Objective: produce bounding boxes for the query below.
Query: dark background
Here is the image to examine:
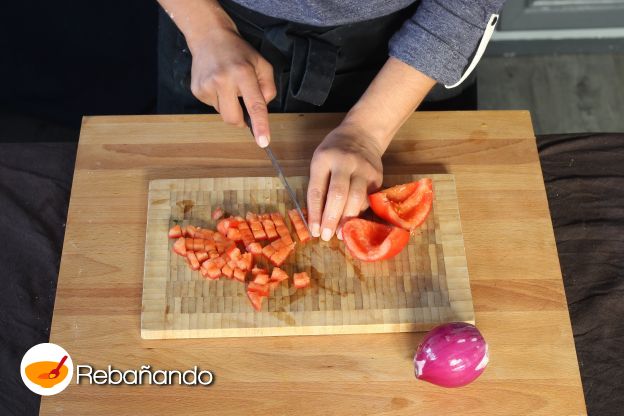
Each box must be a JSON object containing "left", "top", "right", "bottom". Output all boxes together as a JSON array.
[{"left": 0, "top": 1, "right": 158, "bottom": 142}]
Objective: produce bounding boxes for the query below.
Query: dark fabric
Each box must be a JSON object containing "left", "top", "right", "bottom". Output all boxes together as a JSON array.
[
  {"left": 0, "top": 142, "right": 77, "bottom": 416},
  {"left": 537, "top": 133, "right": 624, "bottom": 416},
  {"left": 157, "top": 1, "right": 475, "bottom": 115},
  {"left": 1, "top": 133, "right": 622, "bottom": 415}
]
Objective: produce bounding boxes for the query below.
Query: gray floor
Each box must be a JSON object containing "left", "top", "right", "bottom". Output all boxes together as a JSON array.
[{"left": 477, "top": 54, "right": 624, "bottom": 135}]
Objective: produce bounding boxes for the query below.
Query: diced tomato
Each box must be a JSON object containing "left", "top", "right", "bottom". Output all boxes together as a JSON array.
[
  {"left": 172, "top": 237, "right": 187, "bottom": 256},
  {"left": 270, "top": 245, "right": 293, "bottom": 266},
  {"left": 293, "top": 272, "right": 310, "bottom": 289},
  {"left": 196, "top": 251, "right": 209, "bottom": 263},
  {"left": 342, "top": 218, "right": 410, "bottom": 262},
  {"left": 168, "top": 224, "right": 183, "bottom": 239},
  {"left": 195, "top": 229, "right": 215, "bottom": 239},
  {"left": 217, "top": 217, "right": 240, "bottom": 236},
  {"left": 262, "top": 244, "right": 276, "bottom": 260},
  {"left": 227, "top": 259, "right": 237, "bottom": 270},
  {"left": 233, "top": 268, "right": 246, "bottom": 282},
  {"left": 226, "top": 246, "right": 241, "bottom": 260},
  {"left": 288, "top": 209, "right": 311, "bottom": 243},
  {"left": 212, "top": 207, "right": 225, "bottom": 221},
  {"left": 209, "top": 251, "right": 220, "bottom": 259},
  {"left": 246, "top": 242, "right": 263, "bottom": 255},
  {"left": 270, "top": 267, "right": 289, "bottom": 283},
  {"left": 240, "top": 252, "right": 253, "bottom": 270},
  {"left": 253, "top": 273, "right": 270, "bottom": 285},
  {"left": 246, "top": 291, "right": 264, "bottom": 311},
  {"left": 251, "top": 227, "right": 267, "bottom": 241},
  {"left": 247, "top": 281, "right": 269, "bottom": 296},
  {"left": 237, "top": 221, "right": 255, "bottom": 247},
  {"left": 192, "top": 238, "right": 204, "bottom": 251},
  {"left": 261, "top": 219, "right": 278, "bottom": 240},
  {"left": 226, "top": 228, "right": 242, "bottom": 241},
  {"left": 186, "top": 225, "right": 198, "bottom": 238},
  {"left": 368, "top": 178, "right": 433, "bottom": 230},
  {"left": 186, "top": 251, "right": 200, "bottom": 271},
  {"left": 201, "top": 263, "right": 221, "bottom": 280},
  {"left": 204, "top": 240, "right": 216, "bottom": 252},
  {"left": 270, "top": 212, "right": 285, "bottom": 225},
  {"left": 252, "top": 267, "right": 268, "bottom": 276},
  {"left": 211, "top": 256, "right": 227, "bottom": 269},
  {"left": 221, "top": 264, "right": 234, "bottom": 278},
  {"left": 185, "top": 238, "right": 194, "bottom": 250},
  {"left": 271, "top": 239, "right": 285, "bottom": 250}
]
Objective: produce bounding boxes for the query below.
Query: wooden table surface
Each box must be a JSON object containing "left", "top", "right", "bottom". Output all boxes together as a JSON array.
[{"left": 42, "top": 111, "right": 586, "bottom": 415}]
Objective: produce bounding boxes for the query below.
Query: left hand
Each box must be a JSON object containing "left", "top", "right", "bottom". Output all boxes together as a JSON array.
[{"left": 307, "top": 123, "right": 384, "bottom": 241}]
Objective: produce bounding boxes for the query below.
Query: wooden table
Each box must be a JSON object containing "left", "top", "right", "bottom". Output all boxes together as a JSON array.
[{"left": 42, "top": 111, "right": 586, "bottom": 415}]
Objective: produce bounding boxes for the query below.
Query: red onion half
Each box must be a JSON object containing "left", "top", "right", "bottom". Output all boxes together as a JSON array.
[{"left": 414, "top": 322, "right": 489, "bottom": 388}]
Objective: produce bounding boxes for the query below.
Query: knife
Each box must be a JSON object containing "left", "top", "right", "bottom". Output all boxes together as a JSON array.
[{"left": 240, "top": 102, "right": 311, "bottom": 234}]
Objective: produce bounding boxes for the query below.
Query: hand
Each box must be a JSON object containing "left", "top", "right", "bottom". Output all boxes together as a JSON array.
[
  {"left": 188, "top": 27, "right": 276, "bottom": 147},
  {"left": 307, "top": 123, "right": 384, "bottom": 241}
]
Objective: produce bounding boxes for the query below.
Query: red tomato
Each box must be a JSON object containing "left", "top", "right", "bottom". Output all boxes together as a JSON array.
[
  {"left": 342, "top": 218, "right": 410, "bottom": 262},
  {"left": 168, "top": 225, "right": 183, "bottom": 239},
  {"left": 293, "top": 272, "right": 310, "bottom": 289},
  {"left": 172, "top": 237, "right": 187, "bottom": 256},
  {"left": 212, "top": 207, "right": 225, "bottom": 221},
  {"left": 368, "top": 178, "right": 433, "bottom": 230},
  {"left": 246, "top": 291, "right": 264, "bottom": 311}
]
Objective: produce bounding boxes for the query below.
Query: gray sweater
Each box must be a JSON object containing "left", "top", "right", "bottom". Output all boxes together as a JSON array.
[{"left": 231, "top": 0, "right": 506, "bottom": 86}]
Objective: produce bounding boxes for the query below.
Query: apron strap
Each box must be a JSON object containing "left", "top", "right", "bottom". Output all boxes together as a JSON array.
[{"left": 289, "top": 36, "right": 338, "bottom": 106}]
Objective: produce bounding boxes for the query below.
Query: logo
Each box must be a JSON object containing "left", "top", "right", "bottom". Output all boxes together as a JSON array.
[{"left": 20, "top": 343, "right": 73, "bottom": 396}]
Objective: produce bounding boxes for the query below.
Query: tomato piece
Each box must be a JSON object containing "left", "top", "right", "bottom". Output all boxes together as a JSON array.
[
  {"left": 192, "top": 238, "right": 204, "bottom": 251},
  {"left": 195, "top": 229, "right": 215, "bottom": 240},
  {"left": 246, "top": 242, "right": 263, "bottom": 255},
  {"left": 342, "top": 218, "right": 410, "bottom": 262},
  {"left": 293, "top": 272, "right": 310, "bottom": 289},
  {"left": 217, "top": 217, "right": 239, "bottom": 236},
  {"left": 253, "top": 273, "right": 270, "bottom": 285},
  {"left": 252, "top": 267, "right": 268, "bottom": 276},
  {"left": 246, "top": 291, "right": 264, "bottom": 311},
  {"left": 233, "top": 268, "right": 247, "bottom": 282},
  {"left": 247, "top": 281, "right": 269, "bottom": 296},
  {"left": 226, "top": 227, "right": 242, "bottom": 242},
  {"left": 168, "top": 225, "right": 183, "bottom": 239},
  {"left": 262, "top": 244, "right": 276, "bottom": 260},
  {"left": 186, "top": 251, "right": 200, "bottom": 271},
  {"left": 270, "top": 239, "right": 285, "bottom": 250},
  {"left": 270, "top": 267, "right": 289, "bottom": 283},
  {"left": 201, "top": 262, "right": 221, "bottom": 280},
  {"left": 221, "top": 264, "right": 234, "bottom": 279},
  {"left": 240, "top": 252, "right": 253, "bottom": 270},
  {"left": 226, "top": 246, "right": 241, "bottom": 260},
  {"left": 208, "top": 251, "right": 220, "bottom": 259},
  {"left": 172, "top": 237, "right": 187, "bottom": 256},
  {"left": 288, "top": 209, "right": 311, "bottom": 243},
  {"left": 195, "top": 251, "right": 209, "bottom": 263},
  {"left": 186, "top": 225, "right": 198, "bottom": 238},
  {"left": 212, "top": 207, "right": 225, "bottom": 221},
  {"left": 368, "top": 178, "right": 433, "bottom": 230},
  {"left": 270, "top": 243, "right": 294, "bottom": 267},
  {"left": 261, "top": 219, "right": 278, "bottom": 240},
  {"left": 237, "top": 221, "right": 255, "bottom": 247}
]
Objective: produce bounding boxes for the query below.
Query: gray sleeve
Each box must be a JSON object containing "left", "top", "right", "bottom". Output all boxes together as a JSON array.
[{"left": 389, "top": 0, "right": 506, "bottom": 85}]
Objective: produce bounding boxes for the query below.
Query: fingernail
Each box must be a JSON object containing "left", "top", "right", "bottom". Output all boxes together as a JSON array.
[
  {"left": 258, "top": 135, "right": 269, "bottom": 148},
  {"left": 310, "top": 223, "right": 320, "bottom": 238},
  {"left": 337, "top": 228, "right": 343, "bottom": 240},
  {"left": 321, "top": 228, "right": 332, "bottom": 241}
]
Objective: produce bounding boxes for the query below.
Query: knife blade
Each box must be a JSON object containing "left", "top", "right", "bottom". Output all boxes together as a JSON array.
[{"left": 240, "top": 103, "right": 311, "bottom": 234}]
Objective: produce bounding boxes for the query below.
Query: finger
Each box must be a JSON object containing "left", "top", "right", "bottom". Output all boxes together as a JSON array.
[
  {"left": 239, "top": 75, "right": 271, "bottom": 148},
  {"left": 320, "top": 172, "right": 350, "bottom": 241},
  {"left": 217, "top": 83, "right": 244, "bottom": 127},
  {"left": 336, "top": 176, "right": 367, "bottom": 240},
  {"left": 307, "top": 159, "right": 330, "bottom": 238},
  {"left": 256, "top": 58, "right": 277, "bottom": 103}
]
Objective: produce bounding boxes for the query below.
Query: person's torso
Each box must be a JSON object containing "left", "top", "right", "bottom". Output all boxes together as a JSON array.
[{"left": 230, "top": 0, "right": 418, "bottom": 26}]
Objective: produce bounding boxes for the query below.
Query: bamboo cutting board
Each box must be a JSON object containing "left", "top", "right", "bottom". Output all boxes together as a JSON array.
[{"left": 141, "top": 174, "right": 473, "bottom": 339}]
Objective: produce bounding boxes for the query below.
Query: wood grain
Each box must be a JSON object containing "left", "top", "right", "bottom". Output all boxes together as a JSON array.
[
  {"left": 42, "top": 111, "right": 586, "bottom": 415},
  {"left": 142, "top": 175, "right": 473, "bottom": 338}
]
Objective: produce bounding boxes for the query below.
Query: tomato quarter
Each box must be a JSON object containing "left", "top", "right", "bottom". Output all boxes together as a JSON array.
[
  {"left": 368, "top": 178, "right": 433, "bottom": 230},
  {"left": 342, "top": 218, "right": 410, "bottom": 262}
]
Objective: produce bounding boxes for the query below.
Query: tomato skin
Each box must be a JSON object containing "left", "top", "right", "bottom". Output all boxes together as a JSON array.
[
  {"left": 369, "top": 178, "right": 433, "bottom": 230},
  {"left": 342, "top": 218, "right": 410, "bottom": 262}
]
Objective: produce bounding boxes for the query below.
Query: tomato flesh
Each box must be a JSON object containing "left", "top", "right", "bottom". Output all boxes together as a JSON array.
[
  {"left": 342, "top": 218, "right": 410, "bottom": 262},
  {"left": 368, "top": 178, "right": 433, "bottom": 230}
]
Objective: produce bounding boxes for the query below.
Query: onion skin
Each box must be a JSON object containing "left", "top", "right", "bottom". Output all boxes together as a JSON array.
[{"left": 414, "top": 322, "right": 489, "bottom": 388}]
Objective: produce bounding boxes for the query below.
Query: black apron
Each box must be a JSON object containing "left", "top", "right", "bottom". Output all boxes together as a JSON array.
[{"left": 157, "top": 0, "right": 475, "bottom": 114}]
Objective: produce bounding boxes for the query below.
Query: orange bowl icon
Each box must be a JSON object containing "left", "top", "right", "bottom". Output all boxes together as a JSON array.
[{"left": 25, "top": 361, "right": 69, "bottom": 388}]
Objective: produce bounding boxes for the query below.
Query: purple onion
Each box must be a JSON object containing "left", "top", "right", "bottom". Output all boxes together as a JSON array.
[{"left": 414, "top": 322, "right": 489, "bottom": 388}]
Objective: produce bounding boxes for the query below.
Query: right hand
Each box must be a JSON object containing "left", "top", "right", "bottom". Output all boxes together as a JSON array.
[{"left": 188, "top": 27, "right": 276, "bottom": 148}]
